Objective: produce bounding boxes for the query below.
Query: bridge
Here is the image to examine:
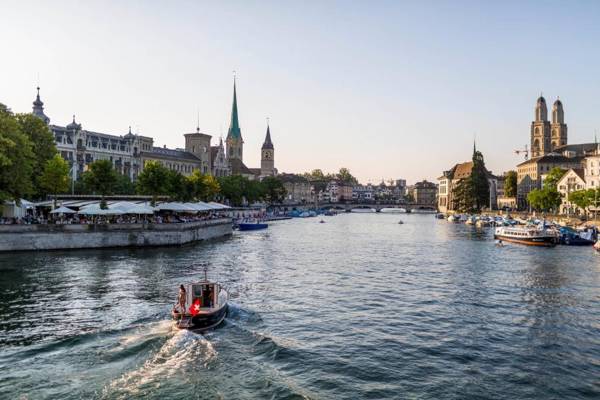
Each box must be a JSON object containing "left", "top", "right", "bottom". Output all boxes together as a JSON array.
[{"left": 271, "top": 202, "right": 437, "bottom": 213}]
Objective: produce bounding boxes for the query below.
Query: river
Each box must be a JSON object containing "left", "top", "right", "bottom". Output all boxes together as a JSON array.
[{"left": 1, "top": 213, "right": 599, "bottom": 399}]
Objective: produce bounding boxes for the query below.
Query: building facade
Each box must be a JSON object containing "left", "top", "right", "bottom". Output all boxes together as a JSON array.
[
  {"left": 437, "top": 149, "right": 498, "bottom": 213},
  {"left": 279, "top": 174, "right": 314, "bottom": 204},
  {"left": 557, "top": 168, "right": 586, "bottom": 215},
  {"left": 413, "top": 180, "right": 437, "bottom": 206}
]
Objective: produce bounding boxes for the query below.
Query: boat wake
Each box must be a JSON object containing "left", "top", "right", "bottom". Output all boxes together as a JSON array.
[{"left": 102, "top": 322, "right": 217, "bottom": 398}]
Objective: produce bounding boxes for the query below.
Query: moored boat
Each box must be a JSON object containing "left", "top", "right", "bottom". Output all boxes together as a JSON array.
[
  {"left": 172, "top": 274, "right": 229, "bottom": 331},
  {"left": 380, "top": 207, "right": 406, "bottom": 213},
  {"left": 351, "top": 207, "right": 376, "bottom": 213},
  {"left": 494, "top": 225, "right": 558, "bottom": 247},
  {"left": 238, "top": 220, "right": 268, "bottom": 230},
  {"left": 559, "top": 226, "right": 595, "bottom": 246}
]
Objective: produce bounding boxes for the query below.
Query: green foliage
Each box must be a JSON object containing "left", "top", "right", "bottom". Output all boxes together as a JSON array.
[
  {"left": 470, "top": 151, "right": 490, "bottom": 210},
  {"left": 543, "top": 167, "right": 566, "bottom": 190},
  {"left": 451, "top": 150, "right": 490, "bottom": 212},
  {"left": 16, "top": 113, "right": 57, "bottom": 196},
  {"left": 302, "top": 169, "right": 335, "bottom": 193},
  {"left": 336, "top": 167, "right": 358, "bottom": 185},
  {"left": 166, "top": 169, "right": 193, "bottom": 202},
  {"left": 217, "top": 175, "right": 247, "bottom": 206},
  {"left": 525, "top": 167, "right": 566, "bottom": 212},
  {"left": 0, "top": 104, "right": 34, "bottom": 202},
  {"left": 136, "top": 161, "right": 170, "bottom": 205},
  {"left": 261, "top": 176, "right": 287, "bottom": 204},
  {"left": 114, "top": 173, "right": 136, "bottom": 195},
  {"left": 83, "top": 160, "right": 118, "bottom": 205},
  {"left": 504, "top": 170, "right": 517, "bottom": 198},
  {"left": 568, "top": 188, "right": 600, "bottom": 214},
  {"left": 527, "top": 187, "right": 562, "bottom": 212},
  {"left": 39, "top": 154, "right": 70, "bottom": 197},
  {"left": 201, "top": 174, "right": 220, "bottom": 201}
]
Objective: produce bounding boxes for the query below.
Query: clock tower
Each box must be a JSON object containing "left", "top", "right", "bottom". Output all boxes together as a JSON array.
[{"left": 260, "top": 123, "right": 275, "bottom": 176}]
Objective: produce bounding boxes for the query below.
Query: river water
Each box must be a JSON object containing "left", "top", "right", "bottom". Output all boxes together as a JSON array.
[{"left": 1, "top": 213, "right": 599, "bottom": 399}]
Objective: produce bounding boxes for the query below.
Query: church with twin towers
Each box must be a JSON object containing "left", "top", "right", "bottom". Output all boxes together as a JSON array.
[
  {"left": 32, "top": 77, "right": 276, "bottom": 181},
  {"left": 530, "top": 95, "right": 568, "bottom": 157}
]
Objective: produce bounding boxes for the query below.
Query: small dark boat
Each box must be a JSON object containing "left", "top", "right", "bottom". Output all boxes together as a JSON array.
[
  {"left": 172, "top": 275, "right": 228, "bottom": 331},
  {"left": 559, "top": 227, "right": 595, "bottom": 246},
  {"left": 238, "top": 222, "right": 268, "bottom": 231}
]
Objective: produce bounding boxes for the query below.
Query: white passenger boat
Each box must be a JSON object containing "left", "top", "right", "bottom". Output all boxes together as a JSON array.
[
  {"left": 494, "top": 225, "right": 558, "bottom": 247},
  {"left": 351, "top": 207, "right": 376, "bottom": 213},
  {"left": 380, "top": 207, "right": 406, "bottom": 213}
]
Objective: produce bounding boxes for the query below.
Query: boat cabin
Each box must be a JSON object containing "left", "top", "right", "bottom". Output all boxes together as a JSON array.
[{"left": 183, "top": 281, "right": 224, "bottom": 314}]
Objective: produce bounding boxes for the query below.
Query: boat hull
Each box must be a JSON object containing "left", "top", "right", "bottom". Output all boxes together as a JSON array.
[
  {"left": 494, "top": 234, "right": 557, "bottom": 247},
  {"left": 238, "top": 223, "right": 268, "bottom": 231},
  {"left": 173, "top": 304, "right": 228, "bottom": 331}
]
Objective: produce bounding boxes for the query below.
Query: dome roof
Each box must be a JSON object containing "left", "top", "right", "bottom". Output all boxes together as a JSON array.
[
  {"left": 66, "top": 115, "right": 81, "bottom": 131},
  {"left": 553, "top": 98, "right": 563, "bottom": 108},
  {"left": 537, "top": 95, "right": 546, "bottom": 104}
]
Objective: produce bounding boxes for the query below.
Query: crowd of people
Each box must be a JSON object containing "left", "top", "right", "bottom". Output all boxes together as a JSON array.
[{"left": 0, "top": 212, "right": 229, "bottom": 225}]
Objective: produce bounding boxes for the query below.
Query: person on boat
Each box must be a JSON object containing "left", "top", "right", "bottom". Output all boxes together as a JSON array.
[{"left": 178, "top": 285, "right": 186, "bottom": 315}]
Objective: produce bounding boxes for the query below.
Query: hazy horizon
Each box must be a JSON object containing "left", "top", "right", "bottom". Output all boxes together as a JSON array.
[{"left": 3, "top": 1, "right": 600, "bottom": 184}]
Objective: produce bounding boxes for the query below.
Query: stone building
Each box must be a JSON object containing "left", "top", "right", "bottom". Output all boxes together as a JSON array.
[
  {"left": 437, "top": 147, "right": 498, "bottom": 213},
  {"left": 413, "top": 180, "right": 437, "bottom": 206},
  {"left": 279, "top": 174, "right": 314, "bottom": 204},
  {"left": 516, "top": 153, "right": 584, "bottom": 208},
  {"left": 210, "top": 138, "right": 229, "bottom": 177},
  {"left": 32, "top": 87, "right": 207, "bottom": 181},
  {"left": 531, "top": 96, "right": 568, "bottom": 157}
]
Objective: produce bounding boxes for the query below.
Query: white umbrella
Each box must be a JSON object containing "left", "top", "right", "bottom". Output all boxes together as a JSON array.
[{"left": 50, "top": 206, "right": 77, "bottom": 214}]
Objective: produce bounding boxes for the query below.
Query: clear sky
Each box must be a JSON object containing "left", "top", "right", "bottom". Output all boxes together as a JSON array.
[{"left": 2, "top": 1, "right": 600, "bottom": 184}]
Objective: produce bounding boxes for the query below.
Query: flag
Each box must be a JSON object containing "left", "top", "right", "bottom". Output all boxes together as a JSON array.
[{"left": 190, "top": 298, "right": 202, "bottom": 316}]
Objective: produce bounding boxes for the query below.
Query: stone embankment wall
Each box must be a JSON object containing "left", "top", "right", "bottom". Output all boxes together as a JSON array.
[{"left": 0, "top": 219, "right": 232, "bottom": 252}]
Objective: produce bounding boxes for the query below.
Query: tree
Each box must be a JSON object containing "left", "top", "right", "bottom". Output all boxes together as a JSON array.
[
  {"left": 114, "top": 173, "right": 136, "bottom": 195},
  {"left": 0, "top": 104, "right": 34, "bottom": 202},
  {"left": 39, "top": 154, "right": 70, "bottom": 205},
  {"left": 16, "top": 113, "right": 57, "bottom": 197},
  {"left": 165, "top": 170, "right": 192, "bottom": 202},
  {"left": 337, "top": 167, "right": 358, "bottom": 185},
  {"left": 504, "top": 170, "right": 517, "bottom": 198},
  {"left": 217, "top": 175, "right": 246, "bottom": 206},
  {"left": 526, "top": 167, "right": 565, "bottom": 213},
  {"left": 451, "top": 149, "right": 490, "bottom": 212},
  {"left": 83, "top": 160, "right": 118, "bottom": 208},
  {"left": 261, "top": 176, "right": 287, "bottom": 204},
  {"left": 527, "top": 187, "right": 562, "bottom": 213},
  {"left": 136, "top": 161, "right": 170, "bottom": 205},
  {"left": 201, "top": 174, "right": 220, "bottom": 201},
  {"left": 470, "top": 150, "right": 490, "bottom": 210}
]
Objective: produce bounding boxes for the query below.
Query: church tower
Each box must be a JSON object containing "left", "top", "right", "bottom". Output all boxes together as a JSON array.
[
  {"left": 551, "top": 98, "right": 567, "bottom": 150},
  {"left": 260, "top": 123, "right": 275, "bottom": 176},
  {"left": 32, "top": 87, "right": 50, "bottom": 124},
  {"left": 226, "top": 78, "right": 244, "bottom": 162},
  {"left": 530, "top": 95, "right": 551, "bottom": 157}
]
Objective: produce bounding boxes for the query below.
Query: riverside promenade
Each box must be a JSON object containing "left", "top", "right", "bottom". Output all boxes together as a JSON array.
[{"left": 0, "top": 218, "right": 232, "bottom": 252}]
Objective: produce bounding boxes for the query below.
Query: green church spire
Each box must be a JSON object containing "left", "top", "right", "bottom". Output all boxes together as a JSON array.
[{"left": 227, "top": 78, "right": 242, "bottom": 140}]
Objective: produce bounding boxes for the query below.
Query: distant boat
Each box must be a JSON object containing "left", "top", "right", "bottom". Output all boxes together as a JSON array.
[
  {"left": 238, "top": 222, "right": 268, "bottom": 231},
  {"left": 435, "top": 213, "right": 445, "bottom": 219},
  {"left": 351, "top": 207, "right": 376, "bottom": 213},
  {"left": 411, "top": 207, "right": 436, "bottom": 214},
  {"left": 380, "top": 207, "right": 406, "bottom": 213},
  {"left": 398, "top": 220, "right": 404, "bottom": 224}
]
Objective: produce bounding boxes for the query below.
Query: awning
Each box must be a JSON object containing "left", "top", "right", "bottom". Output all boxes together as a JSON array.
[{"left": 50, "top": 206, "right": 77, "bottom": 214}]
